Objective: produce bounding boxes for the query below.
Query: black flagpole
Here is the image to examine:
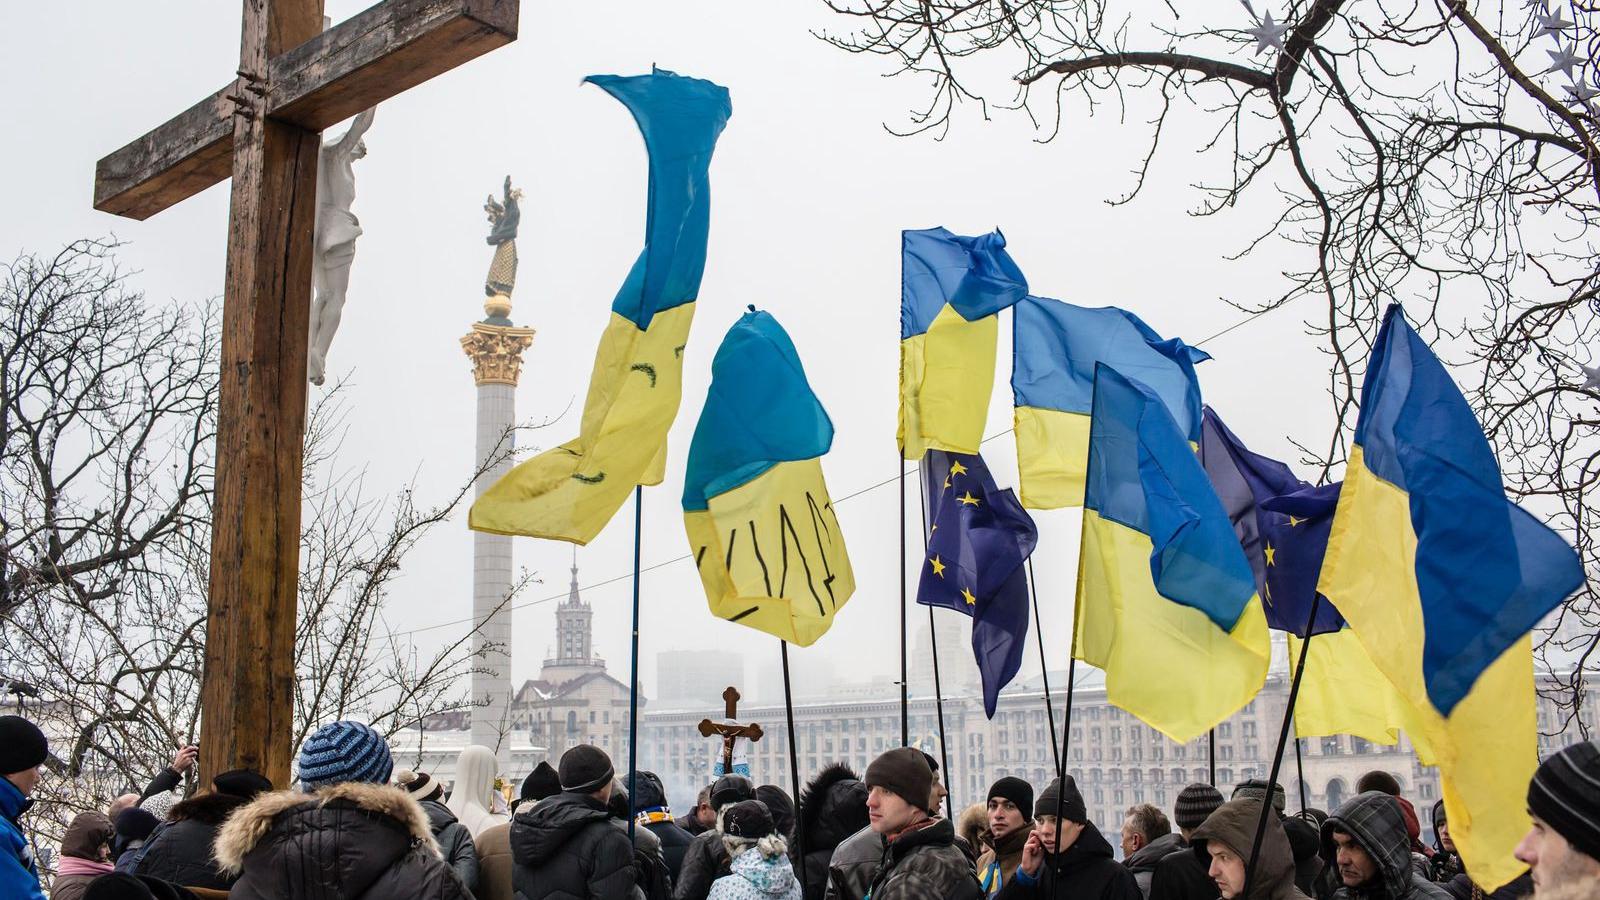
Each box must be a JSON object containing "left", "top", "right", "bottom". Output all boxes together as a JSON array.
[
  {"left": 1240, "top": 595, "right": 1323, "bottom": 900},
  {"left": 917, "top": 460, "right": 953, "bottom": 819},
  {"left": 627, "top": 486, "right": 643, "bottom": 844},
  {"left": 1208, "top": 729, "right": 1217, "bottom": 786},
  {"left": 899, "top": 450, "right": 910, "bottom": 746},
  {"left": 1294, "top": 731, "right": 1307, "bottom": 811},
  {"left": 1053, "top": 513, "right": 1090, "bottom": 900},
  {"left": 781, "top": 640, "right": 808, "bottom": 897},
  {"left": 1027, "top": 558, "right": 1061, "bottom": 780}
]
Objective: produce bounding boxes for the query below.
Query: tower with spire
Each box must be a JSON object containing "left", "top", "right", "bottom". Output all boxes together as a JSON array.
[
  {"left": 461, "top": 177, "right": 534, "bottom": 769},
  {"left": 541, "top": 550, "right": 607, "bottom": 684}
]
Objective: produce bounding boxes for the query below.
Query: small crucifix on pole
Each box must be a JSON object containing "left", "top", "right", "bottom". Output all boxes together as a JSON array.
[
  {"left": 91, "top": 0, "right": 519, "bottom": 788},
  {"left": 698, "top": 687, "right": 763, "bottom": 776}
]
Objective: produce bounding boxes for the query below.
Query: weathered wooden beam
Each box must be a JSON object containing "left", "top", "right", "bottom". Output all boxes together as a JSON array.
[{"left": 94, "top": 0, "right": 518, "bottom": 220}]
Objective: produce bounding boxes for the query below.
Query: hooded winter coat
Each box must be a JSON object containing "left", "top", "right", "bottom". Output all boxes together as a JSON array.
[
  {"left": 1424, "top": 802, "right": 1462, "bottom": 886},
  {"left": 975, "top": 823, "right": 1035, "bottom": 896},
  {"left": 635, "top": 773, "right": 695, "bottom": 883},
  {"left": 132, "top": 791, "right": 250, "bottom": 889},
  {"left": 797, "top": 765, "right": 868, "bottom": 900},
  {"left": 822, "top": 825, "right": 880, "bottom": 900},
  {"left": 708, "top": 847, "right": 804, "bottom": 900},
  {"left": 1126, "top": 832, "right": 1186, "bottom": 898},
  {"left": 863, "top": 817, "right": 983, "bottom": 900},
  {"left": 994, "top": 820, "right": 1141, "bottom": 900},
  {"left": 421, "top": 798, "right": 481, "bottom": 893},
  {"left": 509, "top": 791, "right": 638, "bottom": 900},
  {"left": 1189, "top": 799, "right": 1309, "bottom": 900},
  {"left": 214, "top": 781, "right": 473, "bottom": 900},
  {"left": 676, "top": 827, "right": 733, "bottom": 900},
  {"left": 48, "top": 811, "right": 114, "bottom": 900},
  {"left": 0, "top": 778, "right": 44, "bottom": 900},
  {"left": 1319, "top": 793, "right": 1453, "bottom": 900}
]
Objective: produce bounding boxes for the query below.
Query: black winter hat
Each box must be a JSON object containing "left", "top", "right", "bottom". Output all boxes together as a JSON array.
[
  {"left": 1282, "top": 815, "right": 1321, "bottom": 864},
  {"left": 559, "top": 745, "right": 615, "bottom": 794},
  {"left": 0, "top": 715, "right": 48, "bottom": 775},
  {"left": 756, "top": 784, "right": 796, "bottom": 838},
  {"left": 633, "top": 771, "right": 669, "bottom": 812},
  {"left": 712, "top": 774, "right": 756, "bottom": 811},
  {"left": 988, "top": 777, "right": 1034, "bottom": 820},
  {"left": 523, "top": 761, "right": 561, "bottom": 801},
  {"left": 1175, "top": 783, "right": 1225, "bottom": 831},
  {"left": 1034, "top": 776, "right": 1087, "bottom": 824},
  {"left": 1232, "top": 779, "right": 1287, "bottom": 814},
  {"left": 212, "top": 768, "right": 273, "bottom": 800},
  {"left": 865, "top": 748, "right": 935, "bottom": 812},
  {"left": 113, "top": 808, "right": 159, "bottom": 843},
  {"left": 1528, "top": 739, "right": 1600, "bottom": 862},
  {"left": 722, "top": 799, "right": 776, "bottom": 840},
  {"left": 1356, "top": 770, "right": 1402, "bottom": 796}
]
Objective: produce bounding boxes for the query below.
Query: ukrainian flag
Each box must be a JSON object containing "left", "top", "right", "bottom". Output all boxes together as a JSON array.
[
  {"left": 1317, "top": 304, "right": 1582, "bottom": 890},
  {"left": 899, "top": 228, "right": 1028, "bottom": 459},
  {"left": 469, "top": 70, "right": 731, "bottom": 544},
  {"left": 682, "top": 309, "right": 854, "bottom": 647},
  {"left": 1012, "top": 296, "right": 1208, "bottom": 508},
  {"left": 1075, "top": 364, "right": 1269, "bottom": 742}
]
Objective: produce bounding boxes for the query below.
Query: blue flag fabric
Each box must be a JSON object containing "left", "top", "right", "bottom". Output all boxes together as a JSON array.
[
  {"left": 1198, "top": 407, "right": 1343, "bottom": 636},
  {"left": 916, "top": 449, "right": 1038, "bottom": 717}
]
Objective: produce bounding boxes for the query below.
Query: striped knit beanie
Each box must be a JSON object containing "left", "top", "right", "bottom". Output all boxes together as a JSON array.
[
  {"left": 1528, "top": 740, "right": 1600, "bottom": 862},
  {"left": 1175, "top": 783, "right": 1226, "bottom": 831},
  {"left": 395, "top": 769, "right": 444, "bottom": 802},
  {"left": 298, "top": 720, "right": 393, "bottom": 790}
]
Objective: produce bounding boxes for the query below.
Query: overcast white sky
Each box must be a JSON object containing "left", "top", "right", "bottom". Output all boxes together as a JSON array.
[{"left": 2, "top": 2, "right": 1334, "bottom": 704}]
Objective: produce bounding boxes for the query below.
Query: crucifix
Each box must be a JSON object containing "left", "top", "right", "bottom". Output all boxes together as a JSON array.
[
  {"left": 92, "top": 0, "right": 518, "bottom": 787},
  {"left": 697, "top": 687, "right": 764, "bottom": 776}
]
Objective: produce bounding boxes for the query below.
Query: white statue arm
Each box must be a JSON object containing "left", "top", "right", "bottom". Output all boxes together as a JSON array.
[{"left": 331, "top": 107, "right": 375, "bottom": 156}]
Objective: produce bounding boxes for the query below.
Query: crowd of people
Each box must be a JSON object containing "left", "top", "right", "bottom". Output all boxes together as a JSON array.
[{"left": 3, "top": 713, "right": 1598, "bottom": 900}]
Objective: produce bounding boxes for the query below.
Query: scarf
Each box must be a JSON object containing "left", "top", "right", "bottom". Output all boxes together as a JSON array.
[
  {"left": 636, "top": 806, "right": 675, "bottom": 826},
  {"left": 57, "top": 856, "right": 114, "bottom": 878}
]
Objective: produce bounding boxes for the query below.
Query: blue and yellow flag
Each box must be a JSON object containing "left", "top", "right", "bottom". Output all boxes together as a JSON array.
[
  {"left": 916, "top": 450, "right": 1038, "bottom": 718},
  {"left": 683, "top": 309, "right": 854, "bottom": 647},
  {"left": 1012, "top": 296, "right": 1208, "bottom": 508},
  {"left": 1317, "top": 304, "right": 1583, "bottom": 889},
  {"left": 470, "top": 70, "right": 731, "bottom": 544},
  {"left": 899, "top": 228, "right": 1028, "bottom": 460},
  {"left": 1075, "top": 364, "right": 1269, "bottom": 742}
]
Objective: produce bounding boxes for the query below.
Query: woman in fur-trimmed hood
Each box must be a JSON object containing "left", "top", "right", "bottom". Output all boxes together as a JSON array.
[{"left": 214, "top": 780, "right": 472, "bottom": 900}]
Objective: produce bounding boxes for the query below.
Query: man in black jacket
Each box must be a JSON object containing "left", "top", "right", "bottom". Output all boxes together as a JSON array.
[
  {"left": 635, "top": 771, "right": 695, "bottom": 883},
  {"left": 675, "top": 773, "right": 758, "bottom": 900},
  {"left": 861, "top": 748, "right": 983, "bottom": 900},
  {"left": 1151, "top": 783, "right": 1225, "bottom": 900},
  {"left": 133, "top": 768, "right": 272, "bottom": 890},
  {"left": 511, "top": 744, "right": 639, "bottom": 900},
  {"left": 999, "top": 776, "right": 1141, "bottom": 900}
]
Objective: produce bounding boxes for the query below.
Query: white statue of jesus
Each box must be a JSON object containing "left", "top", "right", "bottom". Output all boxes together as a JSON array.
[{"left": 308, "top": 107, "right": 375, "bottom": 386}]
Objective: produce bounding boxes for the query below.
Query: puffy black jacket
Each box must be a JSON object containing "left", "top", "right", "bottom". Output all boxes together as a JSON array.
[
  {"left": 510, "top": 791, "right": 638, "bottom": 900},
  {"left": 214, "top": 782, "right": 472, "bottom": 900},
  {"left": 995, "top": 820, "right": 1141, "bottom": 900},
  {"left": 675, "top": 828, "right": 732, "bottom": 900},
  {"left": 133, "top": 791, "right": 249, "bottom": 889},
  {"left": 646, "top": 819, "right": 696, "bottom": 884},
  {"left": 422, "top": 798, "right": 481, "bottom": 894},
  {"left": 798, "top": 765, "right": 868, "bottom": 900},
  {"left": 864, "top": 817, "right": 983, "bottom": 900},
  {"left": 1149, "top": 844, "right": 1219, "bottom": 900},
  {"left": 822, "top": 825, "right": 880, "bottom": 900}
]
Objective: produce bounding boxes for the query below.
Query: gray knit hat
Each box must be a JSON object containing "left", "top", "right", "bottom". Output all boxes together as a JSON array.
[
  {"left": 1233, "top": 779, "right": 1286, "bottom": 814},
  {"left": 1175, "top": 783, "right": 1225, "bottom": 831}
]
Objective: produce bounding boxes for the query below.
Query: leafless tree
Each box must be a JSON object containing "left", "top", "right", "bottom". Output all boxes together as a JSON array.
[
  {"left": 821, "top": 0, "right": 1599, "bottom": 729},
  {"left": 0, "top": 241, "right": 524, "bottom": 844}
]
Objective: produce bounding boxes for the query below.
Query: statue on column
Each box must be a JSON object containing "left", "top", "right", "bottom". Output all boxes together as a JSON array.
[
  {"left": 308, "top": 107, "right": 376, "bottom": 386},
  {"left": 483, "top": 176, "right": 521, "bottom": 320}
]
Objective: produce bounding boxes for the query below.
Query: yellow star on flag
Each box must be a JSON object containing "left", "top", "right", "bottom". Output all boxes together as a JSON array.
[
  {"left": 1287, "top": 515, "right": 1305, "bottom": 527},
  {"left": 1264, "top": 543, "right": 1277, "bottom": 566},
  {"left": 961, "top": 586, "right": 977, "bottom": 606},
  {"left": 958, "top": 491, "right": 980, "bottom": 507},
  {"left": 943, "top": 479, "right": 952, "bottom": 489},
  {"left": 929, "top": 555, "right": 947, "bottom": 577},
  {"left": 949, "top": 460, "right": 968, "bottom": 477}
]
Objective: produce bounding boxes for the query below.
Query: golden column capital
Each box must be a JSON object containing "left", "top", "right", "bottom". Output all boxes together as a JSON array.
[{"left": 461, "top": 322, "right": 536, "bottom": 387}]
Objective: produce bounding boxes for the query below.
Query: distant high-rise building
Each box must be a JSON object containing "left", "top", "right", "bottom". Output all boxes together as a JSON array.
[{"left": 656, "top": 650, "right": 745, "bottom": 710}]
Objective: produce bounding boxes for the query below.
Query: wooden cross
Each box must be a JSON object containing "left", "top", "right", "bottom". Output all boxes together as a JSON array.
[
  {"left": 697, "top": 687, "right": 763, "bottom": 775},
  {"left": 92, "top": 0, "right": 518, "bottom": 787}
]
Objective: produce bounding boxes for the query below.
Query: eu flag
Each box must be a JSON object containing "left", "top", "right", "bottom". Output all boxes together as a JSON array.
[
  {"left": 1198, "top": 407, "right": 1343, "bottom": 637},
  {"left": 916, "top": 449, "right": 1038, "bottom": 717}
]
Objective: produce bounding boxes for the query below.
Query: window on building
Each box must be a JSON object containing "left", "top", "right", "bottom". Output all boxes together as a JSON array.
[
  {"left": 589, "top": 711, "right": 597, "bottom": 724},
  {"left": 1218, "top": 723, "right": 1233, "bottom": 738},
  {"left": 1321, "top": 736, "right": 1341, "bottom": 755},
  {"left": 1221, "top": 745, "right": 1234, "bottom": 760}
]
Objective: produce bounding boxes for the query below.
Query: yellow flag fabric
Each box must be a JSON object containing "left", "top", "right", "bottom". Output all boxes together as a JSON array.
[
  {"left": 686, "top": 458, "right": 855, "bottom": 647},
  {"left": 1289, "top": 629, "right": 1407, "bottom": 746},
  {"left": 900, "top": 306, "right": 998, "bottom": 459},
  {"left": 470, "top": 305, "right": 693, "bottom": 543},
  {"left": 1011, "top": 406, "right": 1090, "bottom": 508},
  {"left": 1076, "top": 507, "right": 1270, "bottom": 743}
]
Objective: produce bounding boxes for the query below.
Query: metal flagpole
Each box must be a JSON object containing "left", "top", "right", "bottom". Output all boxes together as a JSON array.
[
  {"left": 1294, "top": 733, "right": 1308, "bottom": 811},
  {"left": 917, "top": 460, "right": 953, "bottom": 818},
  {"left": 1209, "top": 730, "right": 1218, "bottom": 786},
  {"left": 1027, "top": 558, "right": 1061, "bottom": 779},
  {"left": 627, "top": 486, "right": 643, "bottom": 843},
  {"left": 1240, "top": 595, "right": 1323, "bottom": 900},
  {"left": 899, "top": 450, "right": 909, "bottom": 746},
  {"left": 781, "top": 640, "right": 808, "bottom": 897},
  {"left": 1052, "top": 511, "right": 1090, "bottom": 900}
]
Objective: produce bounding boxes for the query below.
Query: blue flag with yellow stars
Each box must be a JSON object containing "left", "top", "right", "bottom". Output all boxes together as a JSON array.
[
  {"left": 1198, "top": 407, "right": 1343, "bottom": 637},
  {"left": 916, "top": 449, "right": 1038, "bottom": 717}
]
